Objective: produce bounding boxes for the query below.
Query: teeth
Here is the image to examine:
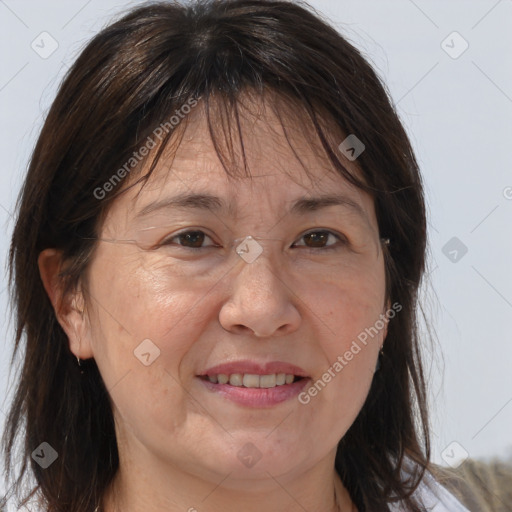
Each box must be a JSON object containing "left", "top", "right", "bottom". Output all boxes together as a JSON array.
[
  {"left": 229, "top": 374, "right": 243, "bottom": 387},
  {"left": 259, "top": 374, "right": 276, "bottom": 388},
  {"left": 276, "top": 373, "right": 286, "bottom": 385},
  {"left": 243, "top": 374, "right": 261, "bottom": 387},
  {"left": 206, "top": 373, "right": 299, "bottom": 388},
  {"left": 217, "top": 374, "right": 229, "bottom": 384}
]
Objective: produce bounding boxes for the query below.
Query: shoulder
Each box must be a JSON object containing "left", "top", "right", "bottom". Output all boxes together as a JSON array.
[
  {"left": 388, "top": 461, "right": 471, "bottom": 512},
  {"left": 428, "top": 458, "right": 512, "bottom": 512},
  {"left": 390, "top": 456, "right": 512, "bottom": 511},
  {"left": 410, "top": 470, "right": 470, "bottom": 511}
]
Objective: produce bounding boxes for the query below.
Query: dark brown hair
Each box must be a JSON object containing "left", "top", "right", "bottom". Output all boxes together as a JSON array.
[{"left": 2, "top": 1, "right": 430, "bottom": 510}]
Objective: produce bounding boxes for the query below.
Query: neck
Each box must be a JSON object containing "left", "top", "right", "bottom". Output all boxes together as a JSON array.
[{"left": 100, "top": 460, "right": 355, "bottom": 512}]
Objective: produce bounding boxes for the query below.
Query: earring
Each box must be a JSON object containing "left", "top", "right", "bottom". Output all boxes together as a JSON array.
[
  {"left": 76, "top": 355, "right": 84, "bottom": 375},
  {"left": 380, "top": 237, "right": 390, "bottom": 246}
]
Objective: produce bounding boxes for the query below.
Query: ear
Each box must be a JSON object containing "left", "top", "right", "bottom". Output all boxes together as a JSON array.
[{"left": 38, "top": 248, "right": 94, "bottom": 360}]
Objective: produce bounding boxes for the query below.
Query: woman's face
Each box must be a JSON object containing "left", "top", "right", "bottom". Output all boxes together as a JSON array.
[{"left": 77, "top": 100, "right": 389, "bottom": 488}]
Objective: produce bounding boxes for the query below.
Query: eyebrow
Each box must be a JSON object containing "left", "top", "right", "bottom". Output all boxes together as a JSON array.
[{"left": 135, "top": 192, "right": 369, "bottom": 222}]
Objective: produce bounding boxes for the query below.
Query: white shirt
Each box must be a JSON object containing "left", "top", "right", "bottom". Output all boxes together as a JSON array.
[{"left": 389, "top": 469, "right": 470, "bottom": 511}]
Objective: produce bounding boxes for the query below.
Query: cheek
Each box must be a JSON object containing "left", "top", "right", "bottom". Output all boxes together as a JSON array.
[
  {"left": 88, "top": 252, "right": 212, "bottom": 342},
  {"left": 297, "top": 259, "right": 385, "bottom": 404},
  {"left": 305, "top": 257, "right": 386, "bottom": 341},
  {"left": 85, "top": 257, "right": 211, "bottom": 437},
  {"left": 297, "top": 277, "right": 384, "bottom": 440}
]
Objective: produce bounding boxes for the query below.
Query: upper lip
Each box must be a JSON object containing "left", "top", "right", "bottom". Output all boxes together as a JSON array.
[{"left": 199, "top": 360, "right": 310, "bottom": 378}]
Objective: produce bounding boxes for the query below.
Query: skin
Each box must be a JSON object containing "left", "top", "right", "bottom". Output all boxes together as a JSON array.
[{"left": 39, "top": 95, "right": 390, "bottom": 512}]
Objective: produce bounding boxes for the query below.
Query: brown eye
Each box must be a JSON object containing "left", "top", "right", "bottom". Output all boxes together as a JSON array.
[
  {"left": 294, "top": 230, "right": 346, "bottom": 250},
  {"left": 179, "top": 231, "right": 205, "bottom": 248},
  {"left": 304, "top": 231, "right": 329, "bottom": 247},
  {"left": 161, "top": 230, "right": 216, "bottom": 249}
]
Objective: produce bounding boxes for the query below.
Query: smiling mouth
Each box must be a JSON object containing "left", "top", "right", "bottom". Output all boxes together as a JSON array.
[{"left": 198, "top": 373, "right": 306, "bottom": 389}]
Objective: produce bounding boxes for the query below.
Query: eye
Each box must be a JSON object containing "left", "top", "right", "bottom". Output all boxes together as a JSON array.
[
  {"left": 293, "top": 230, "right": 347, "bottom": 250},
  {"left": 158, "top": 229, "right": 347, "bottom": 251},
  {"left": 161, "top": 230, "right": 217, "bottom": 249}
]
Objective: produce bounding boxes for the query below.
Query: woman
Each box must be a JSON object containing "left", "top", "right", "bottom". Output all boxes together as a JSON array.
[{"left": 1, "top": 1, "right": 471, "bottom": 511}]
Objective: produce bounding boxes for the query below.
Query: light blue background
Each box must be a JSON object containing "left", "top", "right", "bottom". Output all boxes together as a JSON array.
[{"left": 1, "top": 0, "right": 511, "bottom": 501}]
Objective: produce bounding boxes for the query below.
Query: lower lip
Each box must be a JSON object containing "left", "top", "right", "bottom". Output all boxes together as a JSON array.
[{"left": 197, "top": 377, "right": 310, "bottom": 407}]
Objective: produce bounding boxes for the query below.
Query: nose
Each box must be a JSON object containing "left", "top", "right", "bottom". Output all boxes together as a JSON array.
[{"left": 218, "top": 245, "right": 302, "bottom": 338}]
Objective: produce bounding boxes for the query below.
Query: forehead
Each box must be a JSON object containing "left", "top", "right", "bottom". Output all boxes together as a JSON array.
[
  {"left": 162, "top": 94, "right": 354, "bottom": 184},
  {"left": 108, "top": 93, "right": 375, "bottom": 227}
]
